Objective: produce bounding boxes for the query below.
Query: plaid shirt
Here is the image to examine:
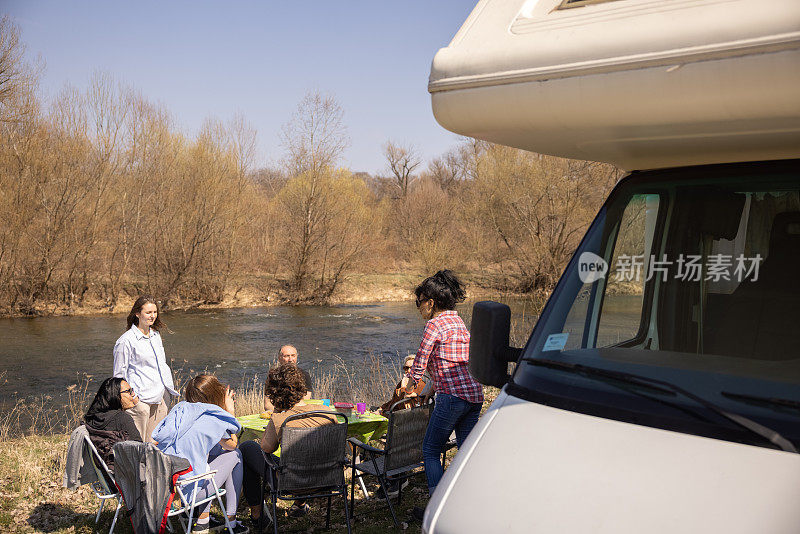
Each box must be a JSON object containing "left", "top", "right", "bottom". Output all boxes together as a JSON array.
[{"left": 406, "top": 310, "right": 484, "bottom": 404}]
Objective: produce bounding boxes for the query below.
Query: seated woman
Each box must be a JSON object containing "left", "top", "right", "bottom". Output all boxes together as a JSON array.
[
  {"left": 240, "top": 363, "right": 337, "bottom": 524},
  {"left": 152, "top": 374, "right": 246, "bottom": 534},
  {"left": 84, "top": 377, "right": 142, "bottom": 472},
  {"left": 378, "top": 354, "right": 433, "bottom": 415}
]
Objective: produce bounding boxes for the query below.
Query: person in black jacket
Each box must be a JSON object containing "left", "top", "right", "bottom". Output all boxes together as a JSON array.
[{"left": 84, "top": 377, "right": 142, "bottom": 472}]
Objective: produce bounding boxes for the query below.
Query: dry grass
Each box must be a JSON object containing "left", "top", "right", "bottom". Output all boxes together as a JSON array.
[{"left": 1, "top": 373, "right": 94, "bottom": 441}]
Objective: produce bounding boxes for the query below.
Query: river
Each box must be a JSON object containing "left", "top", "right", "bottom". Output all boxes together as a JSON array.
[{"left": 0, "top": 299, "right": 540, "bottom": 421}]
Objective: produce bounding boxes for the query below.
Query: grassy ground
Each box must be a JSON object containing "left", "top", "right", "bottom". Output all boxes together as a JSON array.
[
  {"left": 0, "top": 360, "right": 501, "bottom": 534},
  {"left": 0, "top": 431, "right": 442, "bottom": 533}
]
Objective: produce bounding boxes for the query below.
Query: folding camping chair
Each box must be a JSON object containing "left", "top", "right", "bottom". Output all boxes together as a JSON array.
[
  {"left": 83, "top": 435, "right": 124, "bottom": 534},
  {"left": 349, "top": 397, "right": 432, "bottom": 529},
  {"left": 167, "top": 469, "right": 234, "bottom": 534},
  {"left": 259, "top": 410, "right": 352, "bottom": 534},
  {"left": 112, "top": 441, "right": 232, "bottom": 534}
]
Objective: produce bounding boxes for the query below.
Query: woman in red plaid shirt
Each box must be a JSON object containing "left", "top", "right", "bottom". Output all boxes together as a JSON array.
[{"left": 402, "top": 270, "right": 483, "bottom": 502}]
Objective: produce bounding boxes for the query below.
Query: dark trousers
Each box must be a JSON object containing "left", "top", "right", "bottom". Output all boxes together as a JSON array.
[{"left": 239, "top": 440, "right": 277, "bottom": 507}]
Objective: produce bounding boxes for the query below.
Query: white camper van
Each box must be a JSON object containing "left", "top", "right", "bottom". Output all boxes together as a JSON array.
[{"left": 424, "top": 0, "right": 800, "bottom": 532}]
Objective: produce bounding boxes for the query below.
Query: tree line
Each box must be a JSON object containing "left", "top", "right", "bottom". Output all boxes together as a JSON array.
[{"left": 0, "top": 17, "right": 622, "bottom": 316}]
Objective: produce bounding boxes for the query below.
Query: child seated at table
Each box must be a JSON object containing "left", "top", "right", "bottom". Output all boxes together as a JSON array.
[{"left": 239, "top": 363, "right": 337, "bottom": 525}]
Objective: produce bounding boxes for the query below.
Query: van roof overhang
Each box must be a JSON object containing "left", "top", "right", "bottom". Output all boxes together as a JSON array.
[{"left": 429, "top": 0, "right": 800, "bottom": 170}]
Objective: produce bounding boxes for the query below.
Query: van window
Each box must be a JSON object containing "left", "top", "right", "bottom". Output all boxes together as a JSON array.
[
  {"left": 514, "top": 162, "right": 800, "bottom": 451},
  {"left": 528, "top": 165, "right": 800, "bottom": 369},
  {"left": 596, "top": 194, "right": 659, "bottom": 346}
]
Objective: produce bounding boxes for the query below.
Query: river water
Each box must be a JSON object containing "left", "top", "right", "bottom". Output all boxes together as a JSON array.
[{"left": 0, "top": 299, "right": 540, "bottom": 419}]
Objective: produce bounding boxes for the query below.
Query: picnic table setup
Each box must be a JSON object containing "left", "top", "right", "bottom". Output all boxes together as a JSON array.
[{"left": 237, "top": 399, "right": 389, "bottom": 445}]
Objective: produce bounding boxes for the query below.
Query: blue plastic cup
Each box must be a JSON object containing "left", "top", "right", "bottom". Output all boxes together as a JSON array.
[{"left": 322, "top": 399, "right": 331, "bottom": 406}]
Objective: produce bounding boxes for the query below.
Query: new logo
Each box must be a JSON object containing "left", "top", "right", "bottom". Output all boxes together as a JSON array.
[{"left": 578, "top": 252, "right": 608, "bottom": 284}]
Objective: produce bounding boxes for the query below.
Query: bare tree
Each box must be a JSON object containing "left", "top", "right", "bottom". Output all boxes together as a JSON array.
[
  {"left": 462, "top": 143, "right": 620, "bottom": 291},
  {"left": 0, "top": 16, "right": 40, "bottom": 126},
  {"left": 424, "top": 149, "right": 462, "bottom": 192},
  {"left": 280, "top": 91, "right": 348, "bottom": 176},
  {"left": 227, "top": 111, "right": 258, "bottom": 177},
  {"left": 278, "top": 92, "right": 350, "bottom": 294},
  {"left": 383, "top": 141, "right": 420, "bottom": 197}
]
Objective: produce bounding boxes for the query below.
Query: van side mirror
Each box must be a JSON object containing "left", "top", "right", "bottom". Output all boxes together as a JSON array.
[{"left": 469, "top": 301, "right": 523, "bottom": 387}]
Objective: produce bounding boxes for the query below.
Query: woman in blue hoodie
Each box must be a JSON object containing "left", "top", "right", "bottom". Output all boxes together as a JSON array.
[{"left": 152, "top": 374, "right": 246, "bottom": 534}]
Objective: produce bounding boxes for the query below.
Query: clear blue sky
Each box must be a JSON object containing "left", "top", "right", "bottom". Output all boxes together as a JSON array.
[{"left": 3, "top": 1, "right": 478, "bottom": 174}]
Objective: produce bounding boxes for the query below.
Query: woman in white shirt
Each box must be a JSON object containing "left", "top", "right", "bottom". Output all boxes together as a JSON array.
[{"left": 113, "top": 295, "right": 178, "bottom": 441}]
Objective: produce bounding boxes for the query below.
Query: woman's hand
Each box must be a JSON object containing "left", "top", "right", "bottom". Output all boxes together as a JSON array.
[
  {"left": 400, "top": 376, "right": 416, "bottom": 394},
  {"left": 220, "top": 434, "right": 238, "bottom": 451},
  {"left": 224, "top": 387, "right": 236, "bottom": 415}
]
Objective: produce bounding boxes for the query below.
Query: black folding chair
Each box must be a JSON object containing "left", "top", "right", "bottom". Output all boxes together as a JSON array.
[
  {"left": 348, "top": 397, "right": 432, "bottom": 529},
  {"left": 259, "top": 410, "right": 352, "bottom": 534}
]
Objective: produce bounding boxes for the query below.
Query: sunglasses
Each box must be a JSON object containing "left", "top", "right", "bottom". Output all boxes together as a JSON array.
[
  {"left": 120, "top": 387, "right": 136, "bottom": 396},
  {"left": 415, "top": 296, "right": 430, "bottom": 308}
]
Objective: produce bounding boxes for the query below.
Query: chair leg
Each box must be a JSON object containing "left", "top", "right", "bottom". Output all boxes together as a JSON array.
[
  {"left": 376, "top": 472, "right": 399, "bottom": 529},
  {"left": 353, "top": 449, "right": 370, "bottom": 500},
  {"left": 326, "top": 496, "right": 332, "bottom": 529},
  {"left": 186, "top": 488, "right": 197, "bottom": 534},
  {"left": 358, "top": 475, "right": 370, "bottom": 499},
  {"left": 271, "top": 492, "right": 279, "bottom": 534},
  {"left": 95, "top": 498, "right": 105, "bottom": 524},
  {"left": 258, "top": 479, "right": 264, "bottom": 534},
  {"left": 345, "top": 454, "right": 356, "bottom": 517},
  {"left": 108, "top": 500, "right": 122, "bottom": 534},
  {"left": 349, "top": 461, "right": 356, "bottom": 519},
  {"left": 342, "top": 490, "right": 352, "bottom": 534}
]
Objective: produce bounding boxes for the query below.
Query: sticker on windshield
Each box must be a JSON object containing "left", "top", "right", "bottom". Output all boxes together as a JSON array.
[{"left": 543, "top": 333, "right": 569, "bottom": 352}]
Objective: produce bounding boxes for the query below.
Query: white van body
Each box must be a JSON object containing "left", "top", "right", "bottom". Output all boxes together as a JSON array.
[
  {"left": 429, "top": 0, "right": 800, "bottom": 170},
  {"left": 428, "top": 392, "right": 800, "bottom": 533},
  {"left": 424, "top": 1, "right": 800, "bottom": 532}
]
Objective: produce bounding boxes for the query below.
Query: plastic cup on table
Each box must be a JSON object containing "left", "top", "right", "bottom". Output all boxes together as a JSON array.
[
  {"left": 356, "top": 402, "right": 367, "bottom": 415},
  {"left": 322, "top": 399, "right": 331, "bottom": 406}
]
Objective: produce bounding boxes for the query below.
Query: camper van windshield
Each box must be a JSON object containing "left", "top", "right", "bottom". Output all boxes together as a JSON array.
[{"left": 512, "top": 161, "right": 800, "bottom": 449}]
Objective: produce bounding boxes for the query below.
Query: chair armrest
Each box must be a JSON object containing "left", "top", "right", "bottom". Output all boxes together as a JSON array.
[
  {"left": 260, "top": 449, "right": 279, "bottom": 470},
  {"left": 347, "top": 437, "right": 385, "bottom": 455},
  {"left": 175, "top": 469, "right": 218, "bottom": 485}
]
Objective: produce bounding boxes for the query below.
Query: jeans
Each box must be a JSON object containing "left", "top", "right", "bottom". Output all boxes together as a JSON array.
[{"left": 422, "top": 393, "right": 481, "bottom": 494}]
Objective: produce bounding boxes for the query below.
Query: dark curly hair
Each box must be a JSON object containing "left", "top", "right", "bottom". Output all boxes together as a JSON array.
[
  {"left": 265, "top": 364, "right": 307, "bottom": 411},
  {"left": 414, "top": 269, "right": 466, "bottom": 311}
]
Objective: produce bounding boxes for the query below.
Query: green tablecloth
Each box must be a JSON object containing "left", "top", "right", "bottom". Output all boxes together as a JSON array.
[{"left": 237, "top": 409, "right": 388, "bottom": 445}]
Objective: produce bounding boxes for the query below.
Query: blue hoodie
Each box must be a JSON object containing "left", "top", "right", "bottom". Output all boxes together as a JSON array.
[{"left": 152, "top": 401, "right": 241, "bottom": 494}]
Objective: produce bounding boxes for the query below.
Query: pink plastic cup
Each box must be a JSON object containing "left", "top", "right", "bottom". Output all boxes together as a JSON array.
[{"left": 356, "top": 402, "right": 367, "bottom": 415}]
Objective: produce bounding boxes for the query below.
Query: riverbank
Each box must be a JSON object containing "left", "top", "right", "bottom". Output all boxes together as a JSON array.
[{"left": 1, "top": 272, "right": 538, "bottom": 319}]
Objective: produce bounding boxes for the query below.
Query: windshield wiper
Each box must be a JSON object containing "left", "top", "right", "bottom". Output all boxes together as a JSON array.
[
  {"left": 721, "top": 391, "right": 800, "bottom": 413},
  {"left": 522, "top": 357, "right": 798, "bottom": 453}
]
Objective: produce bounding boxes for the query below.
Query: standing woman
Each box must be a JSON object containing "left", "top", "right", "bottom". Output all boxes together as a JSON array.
[
  {"left": 402, "top": 270, "right": 483, "bottom": 499},
  {"left": 113, "top": 295, "right": 178, "bottom": 442}
]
